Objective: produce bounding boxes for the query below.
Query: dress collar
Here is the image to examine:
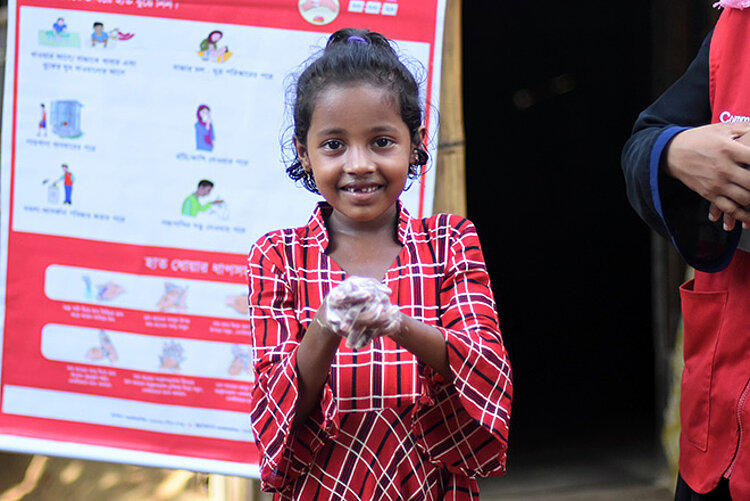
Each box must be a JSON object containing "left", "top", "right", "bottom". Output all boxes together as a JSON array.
[{"left": 306, "top": 201, "right": 412, "bottom": 252}]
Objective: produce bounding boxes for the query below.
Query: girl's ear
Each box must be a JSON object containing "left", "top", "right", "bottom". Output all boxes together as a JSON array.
[
  {"left": 413, "top": 125, "right": 427, "bottom": 148},
  {"left": 293, "top": 136, "right": 311, "bottom": 170}
]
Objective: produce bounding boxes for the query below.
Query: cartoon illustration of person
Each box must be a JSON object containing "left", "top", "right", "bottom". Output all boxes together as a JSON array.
[
  {"left": 86, "top": 330, "right": 118, "bottom": 363},
  {"left": 198, "top": 30, "right": 232, "bottom": 62},
  {"left": 227, "top": 345, "right": 252, "bottom": 376},
  {"left": 159, "top": 340, "right": 185, "bottom": 371},
  {"left": 84, "top": 275, "right": 126, "bottom": 302},
  {"left": 54, "top": 163, "right": 74, "bottom": 204},
  {"left": 40, "top": 18, "right": 79, "bottom": 47},
  {"left": 52, "top": 17, "right": 67, "bottom": 36},
  {"left": 156, "top": 282, "right": 188, "bottom": 312},
  {"left": 194, "top": 105, "right": 215, "bottom": 151},
  {"left": 181, "top": 179, "right": 223, "bottom": 217},
  {"left": 91, "top": 22, "right": 108, "bottom": 47},
  {"left": 37, "top": 103, "right": 47, "bottom": 137},
  {"left": 225, "top": 294, "right": 249, "bottom": 315}
]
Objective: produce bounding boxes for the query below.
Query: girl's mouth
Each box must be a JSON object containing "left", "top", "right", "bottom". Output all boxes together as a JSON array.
[{"left": 342, "top": 185, "right": 381, "bottom": 193}]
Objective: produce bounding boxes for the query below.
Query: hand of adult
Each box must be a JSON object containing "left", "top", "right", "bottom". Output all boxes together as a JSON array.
[{"left": 665, "top": 123, "right": 750, "bottom": 229}]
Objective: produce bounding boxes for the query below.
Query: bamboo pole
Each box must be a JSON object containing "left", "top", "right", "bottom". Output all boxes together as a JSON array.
[{"left": 433, "top": 0, "right": 467, "bottom": 217}]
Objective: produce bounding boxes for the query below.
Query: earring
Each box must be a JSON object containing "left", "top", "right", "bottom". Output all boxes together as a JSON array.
[{"left": 411, "top": 147, "right": 427, "bottom": 167}]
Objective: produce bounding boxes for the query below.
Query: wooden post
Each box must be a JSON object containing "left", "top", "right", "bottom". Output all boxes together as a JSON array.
[{"left": 433, "top": 0, "right": 467, "bottom": 217}]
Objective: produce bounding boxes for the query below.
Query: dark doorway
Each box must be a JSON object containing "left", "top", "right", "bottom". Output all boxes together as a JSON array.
[{"left": 462, "top": 1, "right": 658, "bottom": 466}]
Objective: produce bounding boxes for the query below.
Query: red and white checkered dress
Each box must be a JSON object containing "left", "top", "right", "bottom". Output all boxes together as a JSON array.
[{"left": 248, "top": 202, "right": 512, "bottom": 500}]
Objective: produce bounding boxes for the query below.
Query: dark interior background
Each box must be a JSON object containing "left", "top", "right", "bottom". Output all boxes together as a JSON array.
[{"left": 461, "top": 1, "right": 716, "bottom": 462}]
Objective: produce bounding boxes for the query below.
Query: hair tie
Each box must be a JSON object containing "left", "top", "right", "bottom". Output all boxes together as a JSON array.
[{"left": 347, "top": 35, "right": 368, "bottom": 45}]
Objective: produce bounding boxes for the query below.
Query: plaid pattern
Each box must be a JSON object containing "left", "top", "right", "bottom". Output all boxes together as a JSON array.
[{"left": 248, "top": 202, "right": 512, "bottom": 500}]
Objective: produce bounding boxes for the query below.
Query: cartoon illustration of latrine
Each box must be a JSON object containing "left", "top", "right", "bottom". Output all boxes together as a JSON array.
[
  {"left": 198, "top": 30, "right": 232, "bottom": 62},
  {"left": 194, "top": 104, "right": 215, "bottom": 151},
  {"left": 51, "top": 100, "right": 83, "bottom": 138},
  {"left": 86, "top": 330, "right": 118, "bottom": 363},
  {"left": 227, "top": 345, "right": 252, "bottom": 376},
  {"left": 181, "top": 179, "right": 223, "bottom": 217},
  {"left": 91, "top": 21, "right": 108, "bottom": 47},
  {"left": 159, "top": 340, "right": 185, "bottom": 371},
  {"left": 157, "top": 282, "right": 188, "bottom": 312}
]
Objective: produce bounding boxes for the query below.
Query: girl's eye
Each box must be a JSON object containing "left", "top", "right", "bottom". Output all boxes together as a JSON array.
[
  {"left": 322, "top": 140, "right": 343, "bottom": 151},
  {"left": 374, "top": 137, "right": 394, "bottom": 148}
]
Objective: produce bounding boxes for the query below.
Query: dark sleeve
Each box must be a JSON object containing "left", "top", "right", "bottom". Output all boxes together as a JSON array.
[{"left": 621, "top": 30, "right": 740, "bottom": 272}]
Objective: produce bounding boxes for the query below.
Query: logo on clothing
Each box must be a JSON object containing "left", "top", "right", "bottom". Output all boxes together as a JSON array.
[{"left": 719, "top": 110, "right": 750, "bottom": 123}]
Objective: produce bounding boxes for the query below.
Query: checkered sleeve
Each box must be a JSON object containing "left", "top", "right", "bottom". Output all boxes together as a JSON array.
[
  {"left": 415, "top": 216, "right": 512, "bottom": 477},
  {"left": 248, "top": 234, "right": 339, "bottom": 493}
]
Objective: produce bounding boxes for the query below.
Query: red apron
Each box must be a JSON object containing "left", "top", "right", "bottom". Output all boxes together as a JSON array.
[{"left": 679, "top": 9, "right": 750, "bottom": 497}]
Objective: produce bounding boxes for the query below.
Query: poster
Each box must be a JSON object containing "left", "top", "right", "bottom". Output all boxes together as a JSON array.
[{"left": 0, "top": 0, "right": 446, "bottom": 476}]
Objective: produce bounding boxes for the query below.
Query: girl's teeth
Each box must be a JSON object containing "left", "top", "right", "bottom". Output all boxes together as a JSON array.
[{"left": 347, "top": 186, "right": 378, "bottom": 193}]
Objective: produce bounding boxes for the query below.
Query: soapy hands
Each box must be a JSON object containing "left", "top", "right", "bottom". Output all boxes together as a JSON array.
[{"left": 320, "top": 276, "right": 401, "bottom": 349}]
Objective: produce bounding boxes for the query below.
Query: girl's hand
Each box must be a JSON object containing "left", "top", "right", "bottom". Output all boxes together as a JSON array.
[{"left": 322, "top": 276, "right": 401, "bottom": 349}]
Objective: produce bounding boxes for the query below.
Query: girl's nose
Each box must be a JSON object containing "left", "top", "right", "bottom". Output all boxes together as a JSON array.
[{"left": 344, "top": 147, "right": 376, "bottom": 174}]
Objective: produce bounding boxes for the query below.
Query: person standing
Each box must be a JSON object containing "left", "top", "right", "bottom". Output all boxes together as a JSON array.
[
  {"left": 622, "top": 3, "right": 750, "bottom": 499},
  {"left": 58, "top": 164, "right": 74, "bottom": 205}
]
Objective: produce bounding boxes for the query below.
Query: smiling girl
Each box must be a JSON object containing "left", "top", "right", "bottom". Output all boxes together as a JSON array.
[{"left": 248, "top": 28, "right": 512, "bottom": 500}]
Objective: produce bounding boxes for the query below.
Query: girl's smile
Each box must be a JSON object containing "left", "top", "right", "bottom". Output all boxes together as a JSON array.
[{"left": 296, "top": 83, "right": 424, "bottom": 229}]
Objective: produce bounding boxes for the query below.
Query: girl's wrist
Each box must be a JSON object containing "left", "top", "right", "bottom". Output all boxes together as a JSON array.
[
  {"left": 310, "top": 313, "right": 341, "bottom": 343},
  {"left": 386, "top": 312, "right": 409, "bottom": 344}
]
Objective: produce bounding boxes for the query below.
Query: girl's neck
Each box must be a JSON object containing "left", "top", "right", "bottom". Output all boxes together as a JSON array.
[
  {"left": 325, "top": 203, "right": 399, "bottom": 241},
  {"left": 323, "top": 203, "right": 403, "bottom": 280}
]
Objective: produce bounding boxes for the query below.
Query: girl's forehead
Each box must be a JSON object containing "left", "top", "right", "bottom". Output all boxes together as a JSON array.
[{"left": 313, "top": 83, "right": 399, "bottom": 114}]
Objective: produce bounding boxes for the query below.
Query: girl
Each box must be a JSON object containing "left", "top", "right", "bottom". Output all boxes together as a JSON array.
[{"left": 248, "top": 28, "right": 512, "bottom": 500}]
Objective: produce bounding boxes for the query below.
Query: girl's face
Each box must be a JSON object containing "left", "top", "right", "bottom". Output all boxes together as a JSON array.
[
  {"left": 296, "top": 83, "right": 423, "bottom": 227},
  {"left": 199, "top": 107, "right": 210, "bottom": 122}
]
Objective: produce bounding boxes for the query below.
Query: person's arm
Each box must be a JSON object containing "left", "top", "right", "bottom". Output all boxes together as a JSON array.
[
  {"left": 407, "top": 215, "right": 512, "bottom": 477},
  {"left": 388, "top": 315, "right": 451, "bottom": 380},
  {"left": 248, "top": 234, "right": 340, "bottom": 493},
  {"left": 622, "top": 30, "right": 750, "bottom": 271},
  {"left": 291, "top": 307, "right": 340, "bottom": 430}
]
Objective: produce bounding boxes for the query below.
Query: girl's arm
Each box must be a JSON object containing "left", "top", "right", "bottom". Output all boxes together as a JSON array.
[
  {"left": 404, "top": 214, "right": 512, "bottom": 477},
  {"left": 388, "top": 315, "right": 451, "bottom": 381},
  {"left": 292, "top": 309, "right": 340, "bottom": 430},
  {"left": 249, "top": 236, "right": 340, "bottom": 492}
]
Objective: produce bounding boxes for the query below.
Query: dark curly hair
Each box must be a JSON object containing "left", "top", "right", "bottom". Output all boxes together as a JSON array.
[{"left": 285, "top": 28, "right": 429, "bottom": 193}]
